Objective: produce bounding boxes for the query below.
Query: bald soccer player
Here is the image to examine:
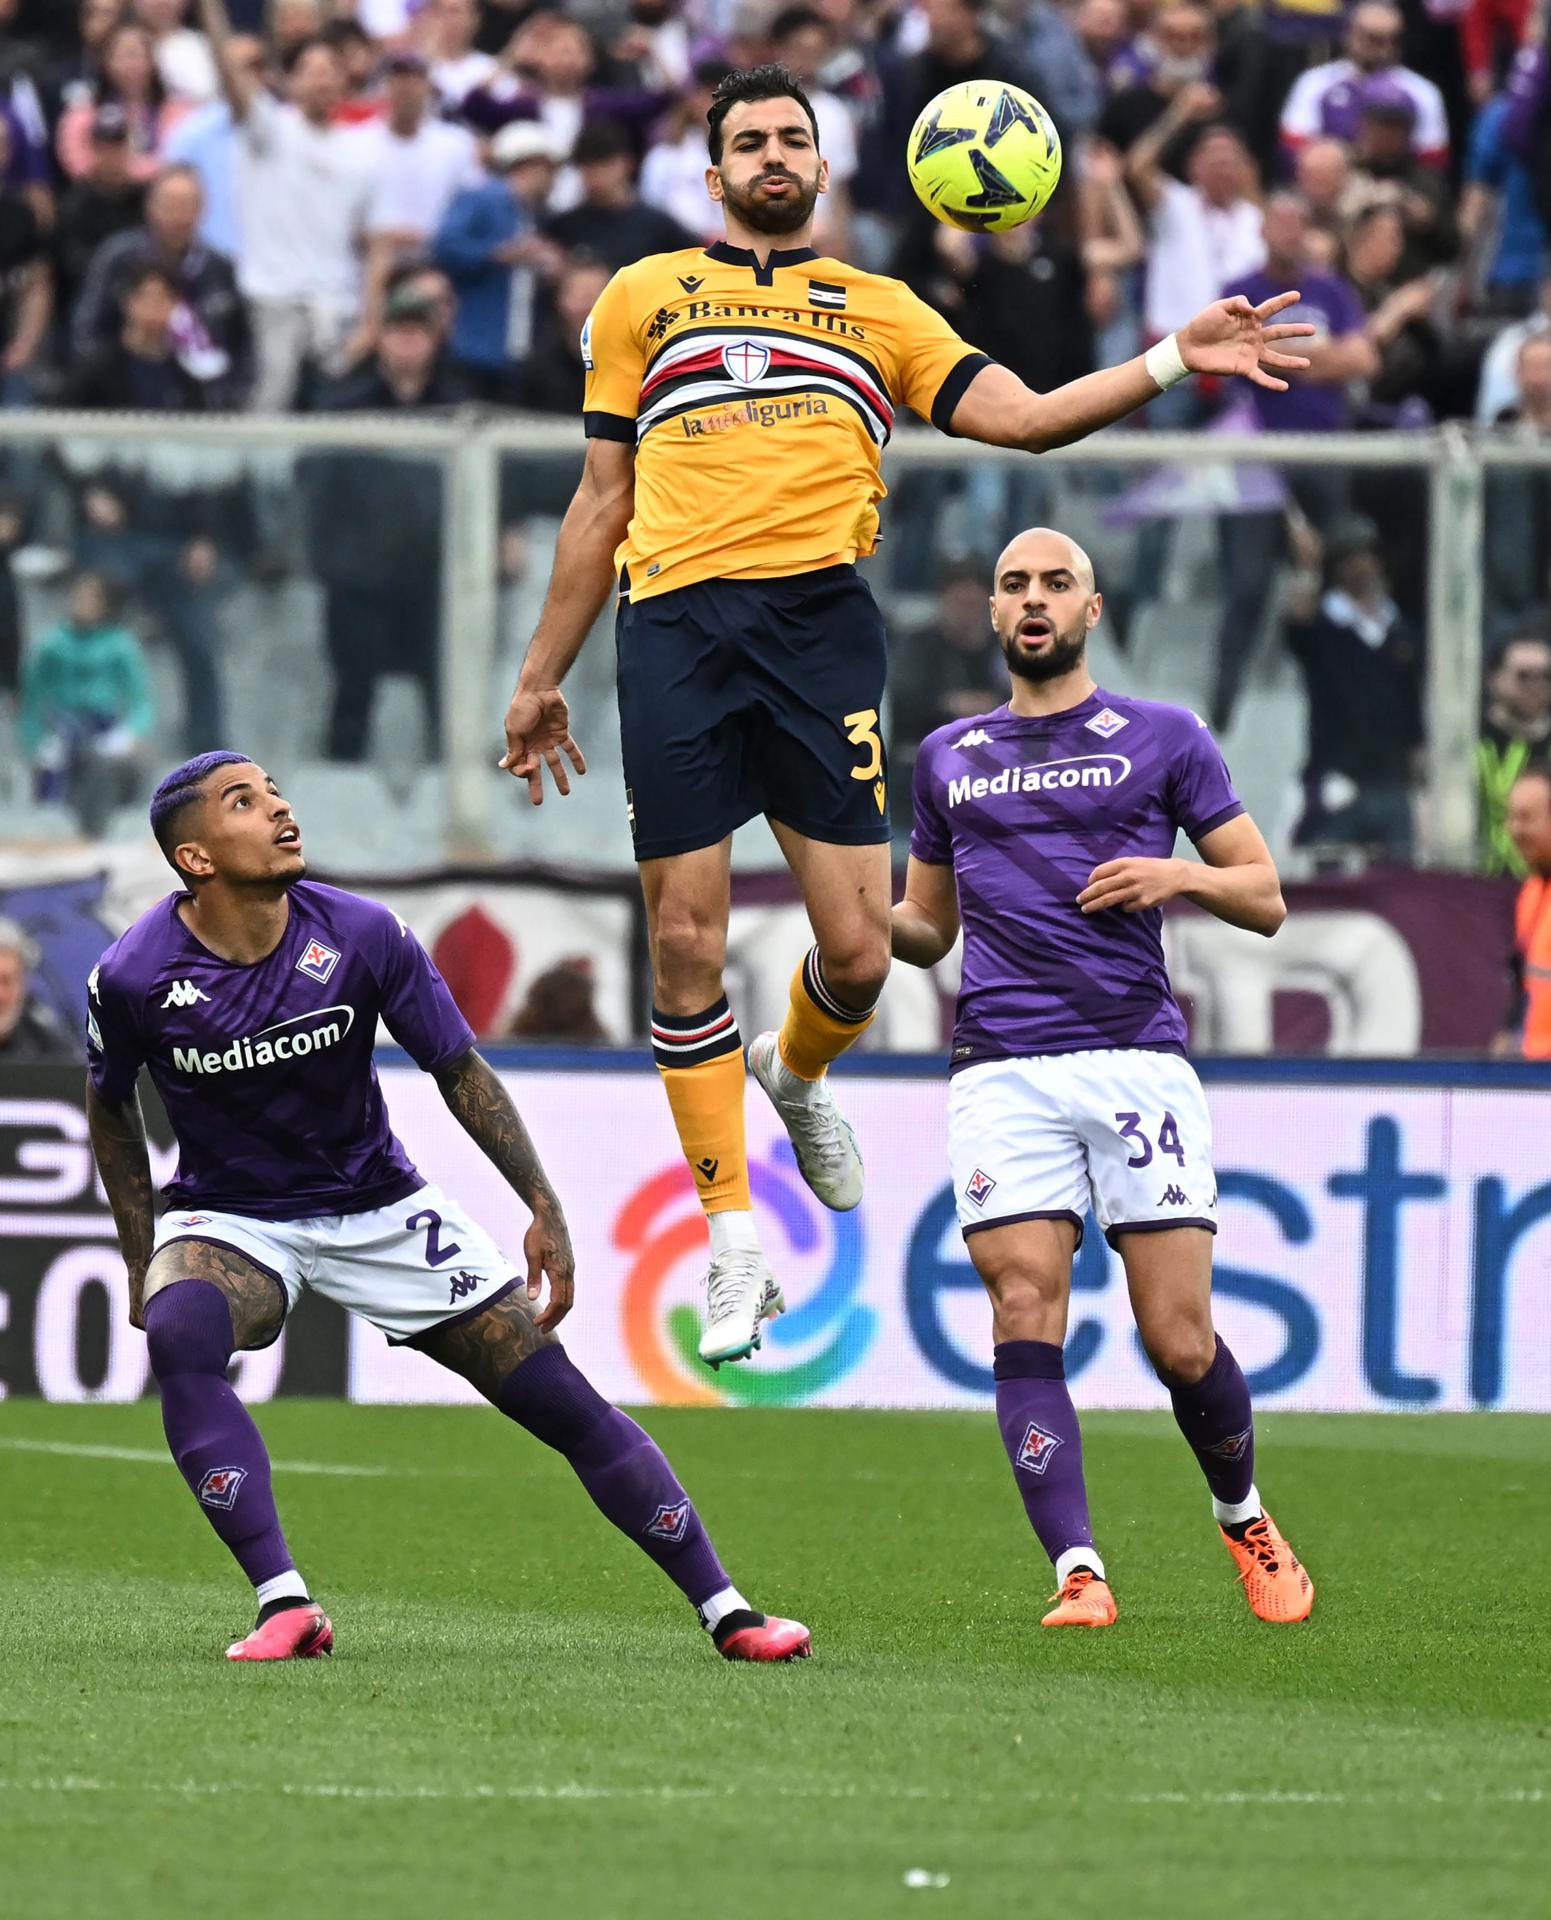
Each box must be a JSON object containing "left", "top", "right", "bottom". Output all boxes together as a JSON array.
[{"left": 891, "top": 528, "right": 1316, "bottom": 1629}]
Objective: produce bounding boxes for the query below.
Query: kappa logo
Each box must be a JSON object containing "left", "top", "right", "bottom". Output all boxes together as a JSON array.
[
  {"left": 197, "top": 1466, "right": 247, "bottom": 1510},
  {"left": 645, "top": 1499, "right": 690, "bottom": 1543},
  {"left": 1016, "top": 1421, "right": 1063, "bottom": 1476},
  {"left": 1085, "top": 707, "right": 1129, "bottom": 740},
  {"left": 161, "top": 979, "right": 210, "bottom": 1009},
  {"left": 447, "top": 1269, "right": 482, "bottom": 1305},
  {"left": 965, "top": 1167, "right": 996, "bottom": 1207},
  {"left": 808, "top": 279, "right": 847, "bottom": 309},
  {"left": 1159, "top": 1184, "right": 1189, "bottom": 1206},
  {"left": 296, "top": 939, "right": 340, "bottom": 984},
  {"left": 677, "top": 274, "right": 704, "bottom": 293},
  {"left": 952, "top": 727, "right": 993, "bottom": 749},
  {"left": 1205, "top": 1427, "right": 1253, "bottom": 1462}
]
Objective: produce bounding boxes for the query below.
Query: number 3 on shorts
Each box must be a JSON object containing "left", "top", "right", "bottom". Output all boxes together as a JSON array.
[{"left": 844, "top": 708, "right": 882, "bottom": 781}]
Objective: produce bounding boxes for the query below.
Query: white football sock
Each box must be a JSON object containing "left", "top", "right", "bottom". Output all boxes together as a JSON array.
[
  {"left": 256, "top": 1569, "right": 310, "bottom": 1607},
  {"left": 698, "top": 1585, "right": 751, "bottom": 1632},
  {"left": 1213, "top": 1485, "right": 1262, "bottom": 1528},
  {"left": 1055, "top": 1545, "right": 1106, "bottom": 1584},
  {"left": 707, "top": 1208, "right": 761, "bottom": 1257}
]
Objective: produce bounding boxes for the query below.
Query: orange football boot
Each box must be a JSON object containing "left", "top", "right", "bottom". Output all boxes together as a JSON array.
[
  {"left": 1220, "top": 1511, "right": 1314, "bottom": 1622},
  {"left": 1041, "top": 1567, "right": 1118, "bottom": 1627}
]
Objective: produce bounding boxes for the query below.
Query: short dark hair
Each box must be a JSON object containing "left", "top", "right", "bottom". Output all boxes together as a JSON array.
[
  {"left": 282, "top": 35, "right": 338, "bottom": 76},
  {"left": 69, "top": 567, "right": 126, "bottom": 622},
  {"left": 1514, "top": 757, "right": 1551, "bottom": 797},
  {"left": 122, "top": 260, "right": 181, "bottom": 301},
  {"left": 706, "top": 64, "right": 820, "bottom": 164},
  {"left": 1491, "top": 629, "right": 1551, "bottom": 671},
  {"left": 149, "top": 751, "right": 253, "bottom": 869}
]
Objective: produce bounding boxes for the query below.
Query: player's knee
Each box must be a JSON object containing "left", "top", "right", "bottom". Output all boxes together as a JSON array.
[
  {"left": 1143, "top": 1322, "right": 1216, "bottom": 1389},
  {"left": 144, "top": 1278, "right": 236, "bottom": 1380},
  {"left": 979, "top": 1261, "right": 1067, "bottom": 1342},
  {"left": 815, "top": 936, "right": 890, "bottom": 1009}
]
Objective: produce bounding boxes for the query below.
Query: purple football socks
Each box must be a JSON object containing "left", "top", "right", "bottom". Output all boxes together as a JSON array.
[
  {"left": 144, "top": 1279, "right": 297, "bottom": 1589},
  {"left": 498, "top": 1344, "right": 732, "bottom": 1610},
  {"left": 993, "top": 1340, "right": 1100, "bottom": 1576},
  {"left": 1165, "top": 1336, "right": 1258, "bottom": 1511}
]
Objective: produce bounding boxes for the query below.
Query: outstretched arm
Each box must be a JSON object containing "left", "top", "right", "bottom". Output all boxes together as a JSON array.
[
  {"left": 950, "top": 294, "right": 1315, "bottom": 453},
  {"left": 1077, "top": 813, "right": 1286, "bottom": 937},
  {"left": 196, "top": 0, "right": 260, "bottom": 121},
  {"left": 85, "top": 1079, "right": 156, "bottom": 1328},
  {"left": 433, "top": 1047, "right": 575, "bottom": 1329},
  {"left": 500, "top": 435, "right": 635, "bottom": 803}
]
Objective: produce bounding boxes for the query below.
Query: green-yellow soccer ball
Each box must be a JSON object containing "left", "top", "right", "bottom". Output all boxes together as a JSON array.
[{"left": 906, "top": 81, "right": 1062, "bottom": 232}]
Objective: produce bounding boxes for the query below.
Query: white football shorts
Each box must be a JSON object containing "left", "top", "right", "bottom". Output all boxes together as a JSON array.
[
  {"left": 152, "top": 1181, "right": 519, "bottom": 1345},
  {"left": 946, "top": 1049, "right": 1218, "bottom": 1245}
]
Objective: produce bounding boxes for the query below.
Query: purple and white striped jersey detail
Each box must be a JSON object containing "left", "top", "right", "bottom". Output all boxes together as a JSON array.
[{"left": 910, "top": 690, "right": 1244, "bottom": 1067}]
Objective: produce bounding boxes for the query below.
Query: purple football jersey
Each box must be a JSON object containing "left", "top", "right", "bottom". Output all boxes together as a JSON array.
[
  {"left": 86, "top": 880, "right": 475, "bottom": 1220},
  {"left": 910, "top": 690, "right": 1244, "bottom": 1067}
]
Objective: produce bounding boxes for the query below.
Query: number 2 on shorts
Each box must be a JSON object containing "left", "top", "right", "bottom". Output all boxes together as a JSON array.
[
  {"left": 407, "top": 1207, "right": 463, "bottom": 1267},
  {"left": 1113, "top": 1112, "right": 1186, "bottom": 1168},
  {"left": 844, "top": 708, "right": 883, "bottom": 782}
]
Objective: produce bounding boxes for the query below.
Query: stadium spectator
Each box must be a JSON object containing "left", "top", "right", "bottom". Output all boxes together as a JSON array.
[
  {"left": 460, "top": 13, "right": 669, "bottom": 153},
  {"left": 434, "top": 119, "right": 564, "bottom": 397},
  {"left": 608, "top": 0, "right": 693, "bottom": 94},
  {"left": 1296, "top": 138, "right": 1364, "bottom": 265},
  {"left": 320, "top": 18, "right": 385, "bottom": 127},
  {"left": 44, "top": 0, "right": 131, "bottom": 133},
  {"left": 1486, "top": 335, "right": 1551, "bottom": 619},
  {"left": 269, "top": 0, "right": 326, "bottom": 62},
  {"left": 1284, "top": 512, "right": 1425, "bottom": 861},
  {"left": 1461, "top": 74, "right": 1549, "bottom": 318},
  {"left": 887, "top": 551, "right": 1008, "bottom": 825},
  {"left": 134, "top": 0, "right": 220, "bottom": 104},
  {"left": 1127, "top": 108, "right": 1265, "bottom": 351},
  {"left": 1095, "top": 3, "right": 1235, "bottom": 176},
  {"left": 0, "top": 917, "right": 73, "bottom": 1061},
  {"left": 56, "top": 20, "right": 190, "bottom": 181},
  {"left": 0, "top": 115, "right": 52, "bottom": 403},
  {"left": 53, "top": 108, "right": 149, "bottom": 325},
  {"left": 1344, "top": 201, "right": 1448, "bottom": 414},
  {"left": 198, "top": 0, "right": 374, "bottom": 410},
  {"left": 640, "top": 60, "right": 732, "bottom": 241},
  {"left": 509, "top": 251, "right": 608, "bottom": 413},
  {"left": 1346, "top": 87, "right": 1459, "bottom": 276},
  {"left": 1478, "top": 267, "right": 1551, "bottom": 420},
  {"left": 1018, "top": 0, "right": 1103, "bottom": 142},
  {"left": 1075, "top": 0, "right": 1133, "bottom": 86},
  {"left": 71, "top": 163, "right": 249, "bottom": 402},
  {"left": 19, "top": 568, "right": 154, "bottom": 838},
  {"left": 1211, "top": 194, "right": 1377, "bottom": 730},
  {"left": 305, "top": 285, "right": 463, "bottom": 760},
  {"left": 161, "top": 34, "right": 266, "bottom": 258},
  {"left": 507, "top": 955, "right": 610, "bottom": 1042},
  {"left": 767, "top": 7, "right": 858, "bottom": 253},
  {"left": 1495, "top": 762, "right": 1551, "bottom": 1054},
  {"left": 1463, "top": 0, "right": 1533, "bottom": 110},
  {"left": 420, "top": 0, "right": 498, "bottom": 111},
  {"left": 1480, "top": 631, "right": 1551, "bottom": 872},
  {"left": 543, "top": 116, "right": 696, "bottom": 270},
  {"left": 1278, "top": 4, "right": 1450, "bottom": 169}
]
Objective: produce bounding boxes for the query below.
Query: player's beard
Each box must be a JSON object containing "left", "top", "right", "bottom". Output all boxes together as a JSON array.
[
  {"left": 1000, "top": 622, "right": 1088, "bottom": 683},
  {"left": 719, "top": 165, "right": 821, "bottom": 235}
]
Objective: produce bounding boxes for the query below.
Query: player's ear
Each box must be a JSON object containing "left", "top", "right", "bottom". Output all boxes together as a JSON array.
[
  {"left": 817, "top": 154, "right": 829, "bottom": 196},
  {"left": 706, "top": 164, "right": 724, "bottom": 204},
  {"left": 1087, "top": 591, "right": 1103, "bottom": 630},
  {"left": 175, "top": 840, "right": 213, "bottom": 882}
]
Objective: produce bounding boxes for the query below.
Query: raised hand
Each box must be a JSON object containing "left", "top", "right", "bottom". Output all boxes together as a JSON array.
[
  {"left": 500, "top": 685, "right": 587, "bottom": 804},
  {"left": 1179, "top": 292, "right": 1316, "bottom": 392}
]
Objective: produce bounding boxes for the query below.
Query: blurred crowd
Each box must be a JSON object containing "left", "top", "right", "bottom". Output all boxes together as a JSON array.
[{"left": 2, "top": 0, "right": 1551, "bottom": 872}]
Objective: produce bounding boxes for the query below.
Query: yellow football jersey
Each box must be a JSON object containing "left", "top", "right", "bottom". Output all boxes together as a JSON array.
[{"left": 581, "top": 242, "right": 991, "bottom": 601}]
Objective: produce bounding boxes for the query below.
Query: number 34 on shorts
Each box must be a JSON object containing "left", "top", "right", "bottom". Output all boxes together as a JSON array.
[{"left": 945, "top": 1050, "right": 1220, "bottom": 1242}]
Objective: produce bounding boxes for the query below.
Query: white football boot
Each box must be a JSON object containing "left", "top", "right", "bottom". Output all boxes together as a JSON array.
[
  {"left": 698, "top": 1249, "right": 785, "bottom": 1368},
  {"left": 747, "top": 1031, "right": 865, "bottom": 1212}
]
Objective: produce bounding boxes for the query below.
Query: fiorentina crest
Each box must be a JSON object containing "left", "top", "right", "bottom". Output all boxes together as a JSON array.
[
  {"left": 296, "top": 939, "right": 341, "bottom": 983},
  {"left": 1205, "top": 1427, "right": 1253, "bottom": 1461},
  {"left": 645, "top": 1500, "right": 690, "bottom": 1543},
  {"left": 1015, "top": 1421, "right": 1063, "bottom": 1476},
  {"left": 198, "top": 1466, "right": 247, "bottom": 1510},
  {"left": 964, "top": 1167, "right": 997, "bottom": 1207}
]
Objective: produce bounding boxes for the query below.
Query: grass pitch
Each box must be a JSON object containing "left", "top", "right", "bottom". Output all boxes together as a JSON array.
[{"left": 2, "top": 1403, "right": 1546, "bottom": 1920}]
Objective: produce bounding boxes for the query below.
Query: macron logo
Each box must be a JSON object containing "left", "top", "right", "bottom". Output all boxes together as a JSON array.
[
  {"left": 953, "top": 727, "right": 994, "bottom": 749},
  {"left": 161, "top": 979, "right": 210, "bottom": 1010},
  {"left": 172, "top": 1005, "right": 355, "bottom": 1076},
  {"left": 946, "top": 753, "right": 1131, "bottom": 808}
]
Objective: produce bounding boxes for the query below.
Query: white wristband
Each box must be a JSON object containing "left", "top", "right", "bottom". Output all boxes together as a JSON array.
[{"left": 1144, "top": 333, "right": 1190, "bottom": 392}]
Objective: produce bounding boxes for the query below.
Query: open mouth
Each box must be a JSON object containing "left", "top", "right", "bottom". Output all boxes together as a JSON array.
[
  {"left": 275, "top": 825, "right": 301, "bottom": 849},
  {"left": 1019, "top": 617, "right": 1054, "bottom": 640}
]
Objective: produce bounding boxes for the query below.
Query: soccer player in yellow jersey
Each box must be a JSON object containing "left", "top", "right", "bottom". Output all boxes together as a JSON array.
[{"left": 501, "top": 64, "right": 1312, "bottom": 1367}]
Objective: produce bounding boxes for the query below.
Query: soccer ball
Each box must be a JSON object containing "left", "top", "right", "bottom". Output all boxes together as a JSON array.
[{"left": 906, "top": 81, "right": 1063, "bottom": 233}]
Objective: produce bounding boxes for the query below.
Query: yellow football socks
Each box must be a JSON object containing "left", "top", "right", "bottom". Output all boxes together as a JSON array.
[
  {"left": 777, "top": 946, "right": 878, "bottom": 1082},
  {"left": 651, "top": 998, "right": 751, "bottom": 1213}
]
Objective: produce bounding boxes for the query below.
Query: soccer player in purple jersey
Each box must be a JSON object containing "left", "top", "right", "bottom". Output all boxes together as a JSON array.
[
  {"left": 84, "top": 750, "right": 810, "bottom": 1664},
  {"left": 891, "top": 529, "right": 1315, "bottom": 1628}
]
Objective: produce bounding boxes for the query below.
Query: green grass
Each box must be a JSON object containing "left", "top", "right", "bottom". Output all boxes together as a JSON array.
[{"left": 2, "top": 1404, "right": 1547, "bottom": 1920}]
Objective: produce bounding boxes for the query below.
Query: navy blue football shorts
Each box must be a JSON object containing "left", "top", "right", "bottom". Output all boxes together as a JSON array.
[{"left": 615, "top": 563, "right": 892, "bottom": 863}]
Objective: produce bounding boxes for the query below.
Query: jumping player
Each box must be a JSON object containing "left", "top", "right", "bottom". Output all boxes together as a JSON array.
[
  {"left": 891, "top": 528, "right": 1314, "bottom": 1627},
  {"left": 500, "top": 63, "right": 1314, "bottom": 1368},
  {"left": 85, "top": 751, "right": 810, "bottom": 1663}
]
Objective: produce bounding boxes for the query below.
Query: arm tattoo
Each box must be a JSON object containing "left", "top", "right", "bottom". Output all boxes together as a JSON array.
[
  {"left": 85, "top": 1078, "right": 156, "bottom": 1292},
  {"left": 435, "top": 1049, "right": 560, "bottom": 1214},
  {"left": 419, "top": 1291, "right": 550, "bottom": 1401}
]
